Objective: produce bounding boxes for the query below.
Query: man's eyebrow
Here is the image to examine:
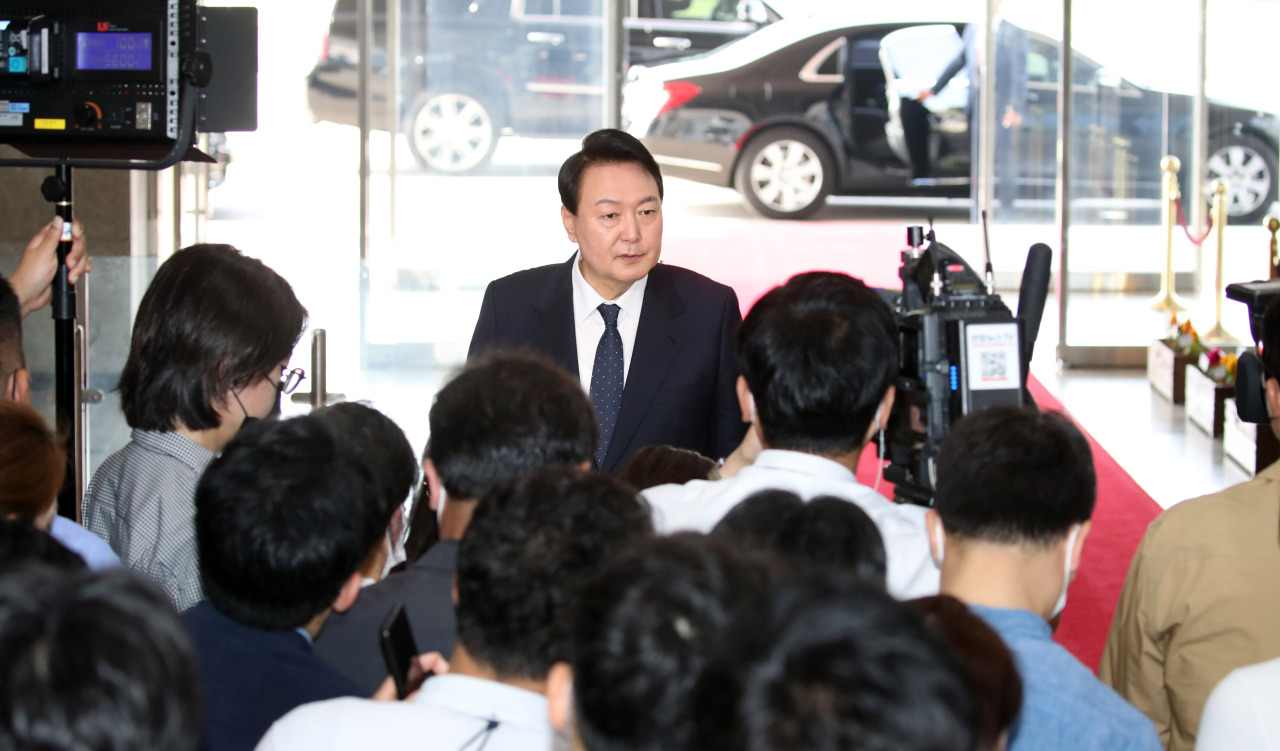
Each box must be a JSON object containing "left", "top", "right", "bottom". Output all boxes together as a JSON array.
[{"left": 593, "top": 195, "right": 660, "bottom": 207}]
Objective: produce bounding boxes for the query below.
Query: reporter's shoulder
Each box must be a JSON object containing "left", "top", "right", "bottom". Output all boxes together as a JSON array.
[{"left": 257, "top": 697, "right": 405, "bottom": 750}]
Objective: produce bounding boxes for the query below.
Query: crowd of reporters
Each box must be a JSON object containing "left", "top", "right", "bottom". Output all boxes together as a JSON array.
[{"left": 0, "top": 203, "right": 1277, "bottom": 750}]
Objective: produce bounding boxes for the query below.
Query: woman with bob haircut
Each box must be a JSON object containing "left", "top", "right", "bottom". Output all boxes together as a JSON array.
[{"left": 82, "top": 244, "right": 307, "bottom": 610}]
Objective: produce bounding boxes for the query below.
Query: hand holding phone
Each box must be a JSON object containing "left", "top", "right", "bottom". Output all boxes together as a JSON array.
[{"left": 379, "top": 603, "right": 421, "bottom": 700}]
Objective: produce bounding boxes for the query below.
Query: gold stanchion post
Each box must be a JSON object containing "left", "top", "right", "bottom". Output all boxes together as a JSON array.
[
  {"left": 1267, "top": 215, "right": 1280, "bottom": 279},
  {"left": 1202, "top": 179, "right": 1238, "bottom": 344},
  {"left": 1151, "top": 156, "right": 1189, "bottom": 313}
]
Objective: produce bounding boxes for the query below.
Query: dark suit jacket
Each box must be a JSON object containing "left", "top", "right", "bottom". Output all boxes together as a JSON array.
[
  {"left": 184, "top": 601, "right": 363, "bottom": 751},
  {"left": 468, "top": 257, "right": 746, "bottom": 474},
  {"left": 314, "top": 540, "right": 459, "bottom": 695}
]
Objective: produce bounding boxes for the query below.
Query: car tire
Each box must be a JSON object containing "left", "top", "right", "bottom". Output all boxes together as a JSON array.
[
  {"left": 1206, "top": 132, "right": 1279, "bottom": 226},
  {"left": 403, "top": 89, "right": 501, "bottom": 175},
  {"left": 735, "top": 127, "right": 835, "bottom": 220}
]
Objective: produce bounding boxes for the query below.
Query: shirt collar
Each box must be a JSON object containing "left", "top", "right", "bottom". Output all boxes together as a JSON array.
[
  {"left": 131, "top": 429, "right": 217, "bottom": 473},
  {"left": 968, "top": 604, "right": 1053, "bottom": 640},
  {"left": 570, "top": 250, "right": 649, "bottom": 324},
  {"left": 413, "top": 674, "right": 549, "bottom": 732},
  {"left": 748, "top": 449, "right": 860, "bottom": 484}
]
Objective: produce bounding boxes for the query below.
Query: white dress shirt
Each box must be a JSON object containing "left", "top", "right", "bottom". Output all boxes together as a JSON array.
[
  {"left": 642, "top": 449, "right": 940, "bottom": 600},
  {"left": 570, "top": 251, "right": 648, "bottom": 391},
  {"left": 1195, "top": 655, "right": 1280, "bottom": 751},
  {"left": 255, "top": 674, "right": 557, "bottom": 751}
]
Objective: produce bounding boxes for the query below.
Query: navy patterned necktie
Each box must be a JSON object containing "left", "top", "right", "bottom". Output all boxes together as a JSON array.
[{"left": 591, "top": 303, "right": 624, "bottom": 467}]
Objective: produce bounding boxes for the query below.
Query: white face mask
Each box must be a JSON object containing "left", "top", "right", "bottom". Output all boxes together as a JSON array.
[
  {"left": 435, "top": 486, "right": 448, "bottom": 524},
  {"left": 1050, "top": 524, "right": 1082, "bottom": 619},
  {"left": 749, "top": 394, "right": 757, "bottom": 425},
  {"left": 381, "top": 529, "right": 407, "bottom": 578}
]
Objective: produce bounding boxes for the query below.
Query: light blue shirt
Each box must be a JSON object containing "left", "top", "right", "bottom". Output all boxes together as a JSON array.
[
  {"left": 970, "top": 605, "right": 1161, "bottom": 751},
  {"left": 49, "top": 516, "right": 120, "bottom": 570}
]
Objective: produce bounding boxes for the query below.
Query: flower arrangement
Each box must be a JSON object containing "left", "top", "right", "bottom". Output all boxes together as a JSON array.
[
  {"left": 1199, "top": 348, "right": 1238, "bottom": 386},
  {"left": 1164, "top": 315, "right": 1205, "bottom": 357}
]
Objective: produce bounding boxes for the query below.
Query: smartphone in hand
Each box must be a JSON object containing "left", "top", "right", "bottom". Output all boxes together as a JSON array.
[{"left": 379, "top": 603, "right": 422, "bottom": 699}]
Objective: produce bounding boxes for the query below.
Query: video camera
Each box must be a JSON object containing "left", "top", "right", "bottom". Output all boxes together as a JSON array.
[
  {"left": 1225, "top": 280, "right": 1280, "bottom": 423},
  {"left": 0, "top": 0, "right": 256, "bottom": 166},
  {"left": 879, "top": 225, "right": 1053, "bottom": 506}
]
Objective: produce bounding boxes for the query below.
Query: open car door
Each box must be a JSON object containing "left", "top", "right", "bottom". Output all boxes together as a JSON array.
[{"left": 879, "top": 24, "right": 969, "bottom": 184}]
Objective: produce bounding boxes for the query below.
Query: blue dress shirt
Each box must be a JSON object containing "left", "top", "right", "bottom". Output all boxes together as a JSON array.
[{"left": 970, "top": 604, "right": 1162, "bottom": 751}]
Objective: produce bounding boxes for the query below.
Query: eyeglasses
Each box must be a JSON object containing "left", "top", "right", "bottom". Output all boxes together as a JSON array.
[{"left": 275, "top": 367, "right": 306, "bottom": 395}]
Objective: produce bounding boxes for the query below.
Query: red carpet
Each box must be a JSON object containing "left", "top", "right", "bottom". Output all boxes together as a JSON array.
[{"left": 666, "top": 232, "right": 1164, "bottom": 672}]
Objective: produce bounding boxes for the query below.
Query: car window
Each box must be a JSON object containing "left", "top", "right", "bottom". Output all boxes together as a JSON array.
[
  {"left": 433, "top": 0, "right": 509, "bottom": 17},
  {"left": 653, "top": 0, "right": 766, "bottom": 23},
  {"left": 1026, "top": 35, "right": 1100, "bottom": 86},
  {"left": 524, "top": 0, "right": 600, "bottom": 15}
]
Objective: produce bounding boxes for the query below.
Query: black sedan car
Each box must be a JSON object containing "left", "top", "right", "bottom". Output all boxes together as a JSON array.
[
  {"left": 307, "top": 0, "right": 783, "bottom": 174},
  {"left": 623, "top": 14, "right": 1280, "bottom": 222}
]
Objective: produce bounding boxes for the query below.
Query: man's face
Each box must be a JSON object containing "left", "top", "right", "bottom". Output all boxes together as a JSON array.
[{"left": 562, "top": 161, "right": 663, "bottom": 300}]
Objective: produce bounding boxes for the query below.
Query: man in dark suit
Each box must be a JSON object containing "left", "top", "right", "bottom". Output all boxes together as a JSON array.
[
  {"left": 184, "top": 414, "right": 388, "bottom": 751},
  {"left": 314, "top": 351, "right": 599, "bottom": 693},
  {"left": 468, "top": 128, "right": 747, "bottom": 475}
]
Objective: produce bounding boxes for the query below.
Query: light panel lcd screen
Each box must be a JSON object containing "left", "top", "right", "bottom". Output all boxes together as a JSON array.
[{"left": 75, "top": 32, "right": 152, "bottom": 71}]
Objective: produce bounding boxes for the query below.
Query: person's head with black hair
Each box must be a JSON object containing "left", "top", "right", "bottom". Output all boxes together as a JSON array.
[
  {"left": 548, "top": 533, "right": 773, "bottom": 751},
  {"left": 559, "top": 128, "right": 664, "bottom": 216},
  {"left": 928, "top": 406, "right": 1095, "bottom": 622},
  {"left": 313, "top": 402, "right": 417, "bottom": 581},
  {"left": 0, "top": 400, "right": 64, "bottom": 530},
  {"left": 0, "top": 275, "right": 27, "bottom": 403},
  {"left": 558, "top": 129, "right": 665, "bottom": 300},
  {"left": 0, "top": 565, "right": 202, "bottom": 751},
  {"left": 908, "top": 595, "right": 1022, "bottom": 751},
  {"left": 693, "top": 571, "right": 978, "bottom": 751},
  {"left": 0, "top": 519, "right": 86, "bottom": 573},
  {"left": 709, "top": 489, "right": 805, "bottom": 553},
  {"left": 118, "top": 244, "right": 307, "bottom": 451},
  {"left": 618, "top": 445, "right": 717, "bottom": 490},
  {"left": 736, "top": 272, "right": 898, "bottom": 463},
  {"left": 775, "top": 496, "right": 887, "bottom": 586},
  {"left": 195, "top": 413, "right": 386, "bottom": 633},
  {"left": 453, "top": 466, "right": 652, "bottom": 687},
  {"left": 427, "top": 349, "right": 597, "bottom": 540}
]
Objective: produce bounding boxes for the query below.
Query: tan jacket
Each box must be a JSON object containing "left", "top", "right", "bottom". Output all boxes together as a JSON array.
[{"left": 1100, "top": 459, "right": 1280, "bottom": 751}]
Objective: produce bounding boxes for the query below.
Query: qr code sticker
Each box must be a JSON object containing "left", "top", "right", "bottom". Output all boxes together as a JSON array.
[{"left": 981, "top": 352, "right": 1007, "bottom": 380}]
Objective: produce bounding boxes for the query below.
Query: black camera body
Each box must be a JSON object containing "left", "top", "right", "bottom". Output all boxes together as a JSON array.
[
  {"left": 881, "top": 229, "right": 1032, "bottom": 506},
  {"left": 1225, "top": 280, "right": 1280, "bottom": 424}
]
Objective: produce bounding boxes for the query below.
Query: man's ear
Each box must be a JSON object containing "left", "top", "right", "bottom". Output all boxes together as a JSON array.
[
  {"left": 1068, "top": 520, "right": 1092, "bottom": 576},
  {"left": 736, "top": 375, "right": 753, "bottom": 423},
  {"left": 925, "top": 509, "right": 944, "bottom": 563},
  {"left": 6, "top": 368, "right": 29, "bottom": 404},
  {"left": 561, "top": 205, "right": 578, "bottom": 244},
  {"left": 1266, "top": 377, "right": 1280, "bottom": 423},
  {"left": 546, "top": 662, "right": 575, "bottom": 734},
  {"left": 332, "top": 571, "right": 364, "bottom": 614},
  {"left": 424, "top": 459, "right": 444, "bottom": 512}
]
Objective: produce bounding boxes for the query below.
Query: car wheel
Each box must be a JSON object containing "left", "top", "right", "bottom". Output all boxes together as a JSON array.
[
  {"left": 735, "top": 127, "right": 834, "bottom": 220},
  {"left": 1206, "top": 133, "right": 1278, "bottom": 226},
  {"left": 403, "top": 90, "right": 500, "bottom": 175}
]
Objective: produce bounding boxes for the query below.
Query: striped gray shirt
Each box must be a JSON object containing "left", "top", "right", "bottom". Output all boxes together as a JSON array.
[{"left": 82, "top": 429, "right": 215, "bottom": 611}]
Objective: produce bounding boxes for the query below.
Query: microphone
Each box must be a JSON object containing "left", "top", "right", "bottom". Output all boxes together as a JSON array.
[{"left": 1017, "top": 243, "right": 1053, "bottom": 383}]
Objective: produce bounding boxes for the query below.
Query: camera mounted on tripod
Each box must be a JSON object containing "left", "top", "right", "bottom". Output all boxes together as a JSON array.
[{"left": 880, "top": 224, "right": 1053, "bottom": 506}]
